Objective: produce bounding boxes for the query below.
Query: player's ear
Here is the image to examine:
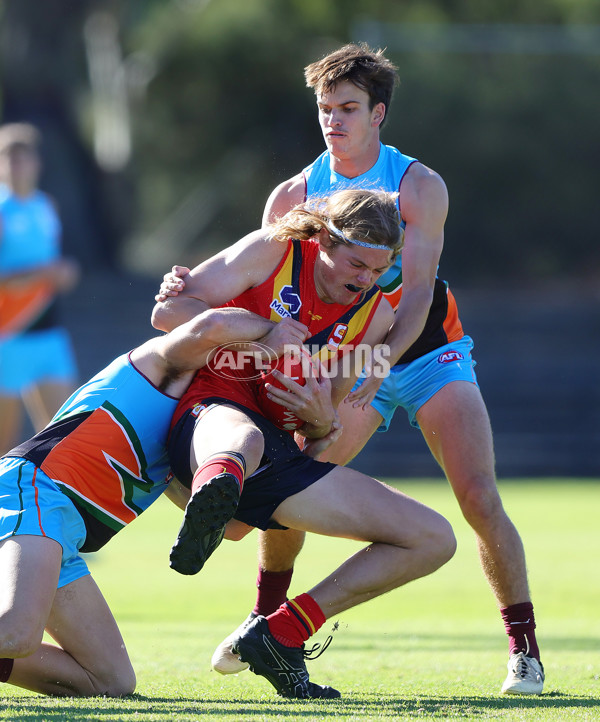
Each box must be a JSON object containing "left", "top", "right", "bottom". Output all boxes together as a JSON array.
[
  {"left": 317, "top": 227, "right": 332, "bottom": 247},
  {"left": 371, "top": 102, "right": 386, "bottom": 128}
]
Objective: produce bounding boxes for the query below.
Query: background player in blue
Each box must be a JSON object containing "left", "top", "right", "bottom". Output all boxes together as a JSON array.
[
  {"left": 159, "top": 43, "right": 543, "bottom": 694},
  {"left": 0, "top": 123, "right": 80, "bottom": 455}
]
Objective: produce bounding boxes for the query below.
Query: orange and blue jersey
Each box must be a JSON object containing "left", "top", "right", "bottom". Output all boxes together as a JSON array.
[
  {"left": 303, "top": 143, "right": 464, "bottom": 364},
  {"left": 173, "top": 237, "right": 383, "bottom": 425},
  {"left": 0, "top": 186, "right": 61, "bottom": 335},
  {"left": 6, "top": 352, "right": 179, "bottom": 552}
]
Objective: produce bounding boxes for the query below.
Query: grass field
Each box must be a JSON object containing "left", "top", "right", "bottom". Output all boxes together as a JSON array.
[{"left": 1, "top": 478, "right": 599, "bottom": 721}]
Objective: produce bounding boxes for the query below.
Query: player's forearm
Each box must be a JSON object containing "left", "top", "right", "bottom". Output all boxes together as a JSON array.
[
  {"left": 384, "top": 286, "right": 433, "bottom": 365},
  {"left": 187, "top": 307, "right": 275, "bottom": 348},
  {"left": 164, "top": 479, "right": 191, "bottom": 511}
]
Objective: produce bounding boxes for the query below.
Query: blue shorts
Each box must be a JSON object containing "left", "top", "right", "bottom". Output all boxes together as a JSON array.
[
  {"left": 0, "top": 457, "right": 89, "bottom": 588},
  {"left": 168, "top": 399, "right": 336, "bottom": 531},
  {"left": 0, "top": 328, "right": 77, "bottom": 395},
  {"left": 355, "top": 336, "right": 478, "bottom": 431}
]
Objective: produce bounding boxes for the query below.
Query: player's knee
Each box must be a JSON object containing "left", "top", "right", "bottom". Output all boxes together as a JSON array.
[
  {"left": 0, "top": 627, "right": 43, "bottom": 659},
  {"left": 236, "top": 424, "right": 264, "bottom": 475},
  {"left": 93, "top": 666, "right": 136, "bottom": 697},
  {"left": 456, "top": 479, "right": 503, "bottom": 528},
  {"left": 436, "top": 515, "right": 457, "bottom": 565}
]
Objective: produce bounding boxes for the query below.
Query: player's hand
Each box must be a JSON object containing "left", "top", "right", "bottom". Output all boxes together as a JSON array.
[
  {"left": 265, "top": 355, "right": 335, "bottom": 437},
  {"left": 345, "top": 373, "right": 384, "bottom": 410},
  {"left": 155, "top": 265, "right": 191, "bottom": 302},
  {"left": 298, "top": 413, "right": 343, "bottom": 458},
  {"left": 258, "top": 317, "right": 309, "bottom": 361},
  {"left": 345, "top": 345, "right": 390, "bottom": 410}
]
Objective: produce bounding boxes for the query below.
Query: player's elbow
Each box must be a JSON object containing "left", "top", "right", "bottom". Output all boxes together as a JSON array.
[{"left": 151, "top": 300, "right": 176, "bottom": 332}]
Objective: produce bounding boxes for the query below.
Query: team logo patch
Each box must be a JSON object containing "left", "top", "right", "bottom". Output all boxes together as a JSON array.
[
  {"left": 270, "top": 285, "right": 302, "bottom": 318},
  {"left": 327, "top": 323, "right": 348, "bottom": 351},
  {"left": 191, "top": 402, "right": 208, "bottom": 417},
  {"left": 438, "top": 350, "right": 464, "bottom": 364}
]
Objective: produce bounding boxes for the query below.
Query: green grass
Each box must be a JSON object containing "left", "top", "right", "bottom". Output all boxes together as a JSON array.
[{"left": 2, "top": 479, "right": 600, "bottom": 720}]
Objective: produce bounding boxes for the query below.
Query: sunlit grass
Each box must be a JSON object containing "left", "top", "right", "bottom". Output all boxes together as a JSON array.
[{"left": 2, "top": 479, "right": 599, "bottom": 720}]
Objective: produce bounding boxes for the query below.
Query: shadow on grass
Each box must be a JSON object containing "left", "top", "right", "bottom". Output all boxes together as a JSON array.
[{"left": 3, "top": 692, "right": 600, "bottom": 720}]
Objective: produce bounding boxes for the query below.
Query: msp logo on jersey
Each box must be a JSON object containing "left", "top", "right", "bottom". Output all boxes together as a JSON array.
[
  {"left": 326, "top": 323, "right": 348, "bottom": 351},
  {"left": 270, "top": 285, "right": 302, "bottom": 318},
  {"left": 437, "top": 350, "right": 464, "bottom": 364}
]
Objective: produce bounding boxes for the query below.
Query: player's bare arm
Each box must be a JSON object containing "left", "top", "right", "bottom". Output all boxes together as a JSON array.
[
  {"left": 332, "top": 295, "right": 394, "bottom": 404},
  {"left": 151, "top": 229, "right": 289, "bottom": 332},
  {"left": 261, "top": 174, "right": 306, "bottom": 226},
  {"left": 135, "top": 307, "right": 281, "bottom": 397},
  {"left": 386, "top": 163, "right": 448, "bottom": 364}
]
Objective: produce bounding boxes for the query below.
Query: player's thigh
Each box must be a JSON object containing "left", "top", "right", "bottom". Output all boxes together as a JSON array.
[
  {"left": 191, "top": 404, "right": 265, "bottom": 472},
  {"left": 319, "top": 401, "right": 382, "bottom": 465},
  {"left": 0, "top": 535, "right": 62, "bottom": 653},
  {"left": 272, "top": 466, "right": 446, "bottom": 546},
  {"left": 417, "top": 380, "right": 496, "bottom": 493},
  {"left": 46, "top": 573, "right": 135, "bottom": 691}
]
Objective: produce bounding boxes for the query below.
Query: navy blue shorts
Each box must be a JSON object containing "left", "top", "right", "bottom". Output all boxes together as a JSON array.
[{"left": 168, "top": 398, "right": 336, "bottom": 531}]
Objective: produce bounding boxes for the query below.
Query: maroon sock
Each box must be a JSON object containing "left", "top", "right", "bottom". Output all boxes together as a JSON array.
[
  {"left": 501, "top": 601, "right": 540, "bottom": 661},
  {"left": 0, "top": 658, "right": 14, "bottom": 683},
  {"left": 191, "top": 452, "right": 245, "bottom": 495},
  {"left": 266, "top": 593, "right": 326, "bottom": 647},
  {"left": 252, "top": 567, "right": 294, "bottom": 617}
]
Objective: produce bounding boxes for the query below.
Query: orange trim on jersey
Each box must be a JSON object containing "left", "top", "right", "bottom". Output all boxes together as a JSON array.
[
  {"left": 31, "top": 466, "right": 47, "bottom": 537},
  {"left": 442, "top": 288, "right": 464, "bottom": 342},
  {"left": 41, "top": 407, "right": 144, "bottom": 526},
  {"left": 382, "top": 284, "right": 403, "bottom": 312},
  {"left": 0, "top": 279, "right": 54, "bottom": 335}
]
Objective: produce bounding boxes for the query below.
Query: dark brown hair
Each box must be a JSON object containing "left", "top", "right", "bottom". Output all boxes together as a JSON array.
[{"left": 304, "top": 43, "right": 399, "bottom": 127}]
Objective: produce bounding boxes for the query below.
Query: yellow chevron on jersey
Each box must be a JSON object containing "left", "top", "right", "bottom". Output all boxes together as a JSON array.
[{"left": 268, "top": 242, "right": 297, "bottom": 322}]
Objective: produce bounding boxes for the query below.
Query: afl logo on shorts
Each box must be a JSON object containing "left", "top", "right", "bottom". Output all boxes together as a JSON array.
[
  {"left": 327, "top": 323, "right": 348, "bottom": 351},
  {"left": 438, "top": 350, "right": 464, "bottom": 364}
]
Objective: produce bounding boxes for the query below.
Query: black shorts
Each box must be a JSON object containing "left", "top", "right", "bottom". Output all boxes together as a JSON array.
[{"left": 167, "top": 397, "right": 336, "bottom": 531}]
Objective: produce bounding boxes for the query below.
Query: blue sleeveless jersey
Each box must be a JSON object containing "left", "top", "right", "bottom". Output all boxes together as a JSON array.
[
  {"left": 0, "top": 186, "right": 61, "bottom": 272},
  {"left": 0, "top": 186, "right": 62, "bottom": 332},
  {"left": 8, "top": 352, "right": 179, "bottom": 551},
  {"left": 303, "top": 143, "right": 415, "bottom": 303},
  {"left": 302, "top": 144, "right": 464, "bottom": 364}
]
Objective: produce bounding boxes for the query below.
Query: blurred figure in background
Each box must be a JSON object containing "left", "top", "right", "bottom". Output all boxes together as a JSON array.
[{"left": 0, "top": 123, "right": 80, "bottom": 455}]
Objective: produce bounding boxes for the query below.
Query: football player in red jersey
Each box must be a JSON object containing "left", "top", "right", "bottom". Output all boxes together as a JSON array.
[{"left": 151, "top": 189, "right": 456, "bottom": 699}]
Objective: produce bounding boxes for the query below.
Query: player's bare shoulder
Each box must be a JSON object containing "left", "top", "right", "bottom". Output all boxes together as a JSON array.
[
  {"left": 262, "top": 173, "right": 306, "bottom": 226},
  {"left": 226, "top": 228, "right": 289, "bottom": 275},
  {"left": 401, "top": 162, "right": 448, "bottom": 223}
]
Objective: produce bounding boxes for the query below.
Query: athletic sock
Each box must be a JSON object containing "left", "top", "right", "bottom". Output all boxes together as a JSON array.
[
  {"left": 266, "top": 592, "right": 326, "bottom": 647},
  {"left": 0, "top": 658, "right": 13, "bottom": 683},
  {"left": 501, "top": 601, "right": 540, "bottom": 661},
  {"left": 253, "top": 567, "right": 294, "bottom": 617},
  {"left": 191, "top": 452, "right": 246, "bottom": 495}
]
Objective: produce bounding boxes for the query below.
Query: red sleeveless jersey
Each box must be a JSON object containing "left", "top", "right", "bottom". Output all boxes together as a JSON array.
[{"left": 172, "top": 238, "right": 383, "bottom": 426}]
